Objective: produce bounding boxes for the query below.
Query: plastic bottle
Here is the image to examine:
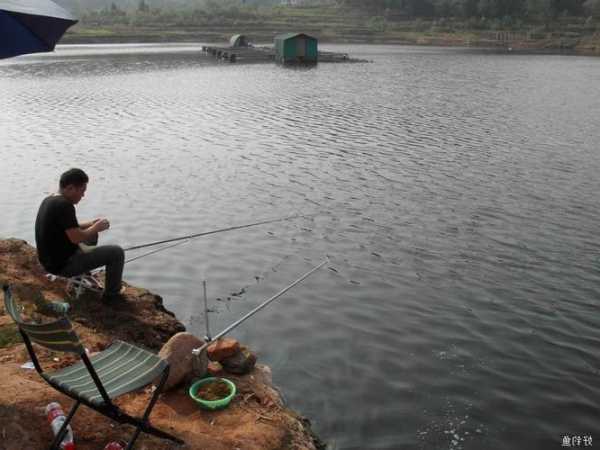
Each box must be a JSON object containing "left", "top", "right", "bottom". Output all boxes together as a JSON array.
[
  {"left": 48, "top": 302, "right": 70, "bottom": 315},
  {"left": 45, "top": 402, "right": 76, "bottom": 450}
]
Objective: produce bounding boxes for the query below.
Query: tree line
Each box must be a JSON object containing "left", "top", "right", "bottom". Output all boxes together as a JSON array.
[
  {"left": 80, "top": 0, "right": 600, "bottom": 28},
  {"left": 339, "top": 0, "right": 600, "bottom": 19}
]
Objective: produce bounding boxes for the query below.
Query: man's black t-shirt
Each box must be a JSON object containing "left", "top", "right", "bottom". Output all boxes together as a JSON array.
[{"left": 35, "top": 195, "right": 79, "bottom": 273}]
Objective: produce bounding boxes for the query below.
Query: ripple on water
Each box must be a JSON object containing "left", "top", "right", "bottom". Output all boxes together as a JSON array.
[{"left": 2, "top": 44, "right": 600, "bottom": 450}]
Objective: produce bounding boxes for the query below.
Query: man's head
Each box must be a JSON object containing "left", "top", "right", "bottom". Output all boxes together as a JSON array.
[{"left": 59, "top": 168, "right": 88, "bottom": 204}]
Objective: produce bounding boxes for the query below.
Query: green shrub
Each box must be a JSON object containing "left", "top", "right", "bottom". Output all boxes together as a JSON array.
[{"left": 0, "top": 324, "right": 20, "bottom": 348}]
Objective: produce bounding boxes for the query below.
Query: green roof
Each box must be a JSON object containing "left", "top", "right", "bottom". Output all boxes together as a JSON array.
[{"left": 274, "top": 32, "right": 317, "bottom": 42}]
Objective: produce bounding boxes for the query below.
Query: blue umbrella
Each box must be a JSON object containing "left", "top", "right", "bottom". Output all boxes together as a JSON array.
[{"left": 0, "top": 0, "right": 77, "bottom": 59}]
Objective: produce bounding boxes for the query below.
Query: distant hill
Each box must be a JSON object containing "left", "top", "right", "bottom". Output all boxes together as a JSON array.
[
  {"left": 54, "top": 0, "right": 600, "bottom": 55},
  {"left": 53, "top": 0, "right": 286, "bottom": 14},
  {"left": 53, "top": 1, "right": 193, "bottom": 14}
]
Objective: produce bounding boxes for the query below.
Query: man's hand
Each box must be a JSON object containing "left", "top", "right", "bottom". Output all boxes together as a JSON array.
[
  {"left": 66, "top": 218, "right": 110, "bottom": 244},
  {"left": 80, "top": 218, "right": 105, "bottom": 229},
  {"left": 94, "top": 218, "right": 110, "bottom": 232}
]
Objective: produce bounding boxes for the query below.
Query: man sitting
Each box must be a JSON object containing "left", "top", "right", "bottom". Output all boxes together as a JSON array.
[{"left": 35, "top": 168, "right": 125, "bottom": 302}]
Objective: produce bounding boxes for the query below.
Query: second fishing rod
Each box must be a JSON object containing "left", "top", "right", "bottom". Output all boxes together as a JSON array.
[{"left": 121, "top": 212, "right": 315, "bottom": 265}]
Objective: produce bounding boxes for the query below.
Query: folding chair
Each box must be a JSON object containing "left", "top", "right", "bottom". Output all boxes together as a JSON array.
[
  {"left": 2, "top": 285, "right": 183, "bottom": 450},
  {"left": 46, "top": 272, "right": 103, "bottom": 299},
  {"left": 45, "top": 243, "right": 104, "bottom": 299}
]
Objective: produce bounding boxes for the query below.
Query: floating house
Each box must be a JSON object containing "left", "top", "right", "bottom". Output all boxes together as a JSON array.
[
  {"left": 274, "top": 33, "right": 318, "bottom": 64},
  {"left": 230, "top": 34, "right": 250, "bottom": 48}
]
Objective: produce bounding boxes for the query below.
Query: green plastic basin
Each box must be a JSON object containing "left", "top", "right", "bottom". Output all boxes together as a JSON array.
[{"left": 189, "top": 377, "right": 236, "bottom": 411}]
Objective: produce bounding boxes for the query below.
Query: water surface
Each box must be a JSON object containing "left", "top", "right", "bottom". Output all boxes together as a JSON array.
[{"left": 2, "top": 43, "right": 600, "bottom": 450}]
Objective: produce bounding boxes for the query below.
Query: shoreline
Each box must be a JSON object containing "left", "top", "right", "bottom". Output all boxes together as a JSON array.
[
  {"left": 59, "top": 32, "right": 600, "bottom": 57},
  {"left": 0, "top": 238, "right": 324, "bottom": 450}
]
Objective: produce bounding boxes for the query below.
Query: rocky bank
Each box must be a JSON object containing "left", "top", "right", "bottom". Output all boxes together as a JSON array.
[{"left": 0, "top": 238, "right": 322, "bottom": 450}]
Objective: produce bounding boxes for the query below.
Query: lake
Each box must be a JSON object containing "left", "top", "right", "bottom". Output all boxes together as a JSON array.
[{"left": 2, "top": 43, "right": 600, "bottom": 450}]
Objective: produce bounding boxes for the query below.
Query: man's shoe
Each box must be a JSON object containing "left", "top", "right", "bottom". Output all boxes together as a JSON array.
[{"left": 101, "top": 285, "right": 127, "bottom": 304}]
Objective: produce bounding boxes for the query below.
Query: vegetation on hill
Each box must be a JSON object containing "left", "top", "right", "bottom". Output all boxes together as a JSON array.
[
  {"left": 339, "top": 0, "right": 600, "bottom": 20},
  {"left": 57, "top": 0, "right": 600, "bottom": 54},
  {"left": 57, "top": 0, "right": 600, "bottom": 20}
]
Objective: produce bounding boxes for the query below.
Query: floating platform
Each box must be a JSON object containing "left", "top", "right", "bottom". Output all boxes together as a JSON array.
[
  {"left": 201, "top": 45, "right": 366, "bottom": 64},
  {"left": 202, "top": 45, "right": 274, "bottom": 63}
]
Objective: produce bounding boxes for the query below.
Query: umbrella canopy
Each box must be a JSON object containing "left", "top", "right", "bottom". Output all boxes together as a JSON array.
[{"left": 0, "top": 0, "right": 77, "bottom": 59}]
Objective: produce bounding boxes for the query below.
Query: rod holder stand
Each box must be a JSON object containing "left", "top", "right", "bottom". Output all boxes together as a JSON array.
[{"left": 203, "top": 280, "right": 212, "bottom": 341}]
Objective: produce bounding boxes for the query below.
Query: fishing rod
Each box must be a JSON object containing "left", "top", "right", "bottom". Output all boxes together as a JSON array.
[
  {"left": 123, "top": 214, "right": 310, "bottom": 252},
  {"left": 192, "top": 259, "right": 329, "bottom": 361},
  {"left": 88, "top": 213, "right": 315, "bottom": 273},
  {"left": 124, "top": 237, "right": 194, "bottom": 265}
]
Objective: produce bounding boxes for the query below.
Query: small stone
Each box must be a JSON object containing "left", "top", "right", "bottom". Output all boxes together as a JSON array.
[
  {"left": 207, "top": 338, "right": 240, "bottom": 362},
  {"left": 221, "top": 346, "right": 257, "bottom": 375},
  {"left": 207, "top": 361, "right": 223, "bottom": 376}
]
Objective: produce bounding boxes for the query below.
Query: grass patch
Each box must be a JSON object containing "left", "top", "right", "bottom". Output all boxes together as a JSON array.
[{"left": 0, "top": 323, "right": 21, "bottom": 348}]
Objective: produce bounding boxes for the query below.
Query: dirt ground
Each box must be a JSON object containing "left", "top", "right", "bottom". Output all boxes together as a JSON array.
[{"left": 0, "top": 238, "right": 322, "bottom": 450}]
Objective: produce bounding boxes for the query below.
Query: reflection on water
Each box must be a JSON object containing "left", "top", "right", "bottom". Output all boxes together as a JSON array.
[{"left": 2, "top": 44, "right": 600, "bottom": 449}]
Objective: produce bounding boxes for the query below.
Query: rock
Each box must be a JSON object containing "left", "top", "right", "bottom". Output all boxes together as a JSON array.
[
  {"left": 157, "top": 332, "right": 205, "bottom": 391},
  {"left": 246, "top": 365, "right": 284, "bottom": 408},
  {"left": 207, "top": 337, "right": 240, "bottom": 361},
  {"left": 221, "top": 346, "right": 257, "bottom": 375},
  {"left": 207, "top": 361, "right": 223, "bottom": 376}
]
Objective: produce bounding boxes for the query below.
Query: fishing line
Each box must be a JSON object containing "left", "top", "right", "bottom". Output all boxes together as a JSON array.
[
  {"left": 89, "top": 212, "right": 318, "bottom": 275},
  {"left": 218, "top": 252, "right": 294, "bottom": 303},
  {"left": 208, "top": 215, "right": 328, "bottom": 308},
  {"left": 123, "top": 213, "right": 313, "bottom": 252},
  {"left": 191, "top": 258, "right": 329, "bottom": 373},
  {"left": 121, "top": 212, "right": 318, "bottom": 266},
  {"left": 124, "top": 238, "right": 193, "bottom": 265},
  {"left": 198, "top": 258, "right": 329, "bottom": 346}
]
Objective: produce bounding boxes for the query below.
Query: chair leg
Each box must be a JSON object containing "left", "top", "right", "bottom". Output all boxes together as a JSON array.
[
  {"left": 66, "top": 277, "right": 84, "bottom": 299},
  {"left": 124, "top": 366, "right": 183, "bottom": 449},
  {"left": 49, "top": 400, "right": 80, "bottom": 450},
  {"left": 142, "top": 366, "right": 169, "bottom": 423},
  {"left": 125, "top": 428, "right": 142, "bottom": 450},
  {"left": 76, "top": 279, "right": 84, "bottom": 298},
  {"left": 66, "top": 275, "right": 103, "bottom": 299}
]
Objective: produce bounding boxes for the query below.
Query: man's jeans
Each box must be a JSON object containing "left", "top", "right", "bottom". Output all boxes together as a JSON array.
[{"left": 59, "top": 241, "right": 125, "bottom": 296}]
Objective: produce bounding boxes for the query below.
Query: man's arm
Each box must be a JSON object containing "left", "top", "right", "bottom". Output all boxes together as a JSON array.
[
  {"left": 79, "top": 218, "right": 100, "bottom": 229},
  {"left": 65, "top": 219, "right": 110, "bottom": 244}
]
